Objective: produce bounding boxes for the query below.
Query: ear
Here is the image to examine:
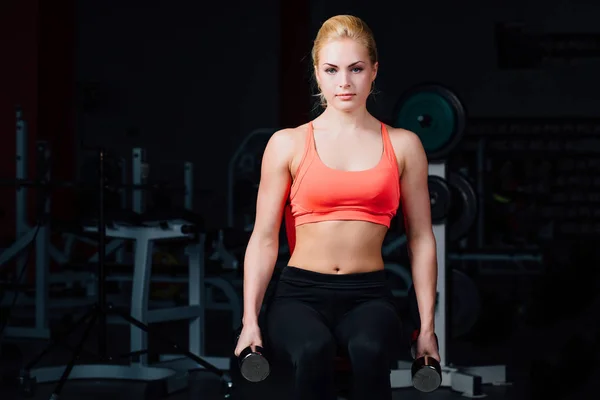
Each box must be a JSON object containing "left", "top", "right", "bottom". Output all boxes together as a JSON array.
[
  {"left": 314, "top": 65, "right": 321, "bottom": 86},
  {"left": 371, "top": 61, "right": 379, "bottom": 81}
]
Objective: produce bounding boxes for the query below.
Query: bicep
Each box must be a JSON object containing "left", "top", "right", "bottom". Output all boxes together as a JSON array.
[
  {"left": 399, "top": 132, "right": 432, "bottom": 238},
  {"left": 252, "top": 130, "right": 293, "bottom": 242}
]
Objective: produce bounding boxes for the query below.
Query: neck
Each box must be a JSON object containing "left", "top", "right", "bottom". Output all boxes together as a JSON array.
[{"left": 319, "top": 105, "right": 371, "bottom": 130}]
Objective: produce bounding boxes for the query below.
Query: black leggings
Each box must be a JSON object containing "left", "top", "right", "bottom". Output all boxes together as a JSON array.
[{"left": 265, "top": 266, "right": 402, "bottom": 400}]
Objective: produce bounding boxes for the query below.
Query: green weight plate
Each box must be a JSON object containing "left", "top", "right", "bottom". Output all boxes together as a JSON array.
[
  {"left": 395, "top": 92, "right": 457, "bottom": 152},
  {"left": 392, "top": 84, "right": 466, "bottom": 160}
]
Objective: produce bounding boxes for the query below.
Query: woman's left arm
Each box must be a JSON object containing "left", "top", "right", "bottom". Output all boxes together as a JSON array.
[{"left": 391, "top": 128, "right": 438, "bottom": 335}]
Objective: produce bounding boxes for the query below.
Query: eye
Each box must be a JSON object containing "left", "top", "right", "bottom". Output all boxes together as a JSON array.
[
  {"left": 325, "top": 68, "right": 336, "bottom": 74},
  {"left": 352, "top": 67, "right": 363, "bottom": 73}
]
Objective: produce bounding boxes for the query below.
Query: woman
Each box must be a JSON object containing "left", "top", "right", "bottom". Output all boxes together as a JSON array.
[{"left": 234, "top": 14, "right": 439, "bottom": 400}]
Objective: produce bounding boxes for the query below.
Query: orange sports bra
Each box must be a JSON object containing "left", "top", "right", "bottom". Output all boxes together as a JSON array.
[{"left": 284, "top": 121, "right": 401, "bottom": 252}]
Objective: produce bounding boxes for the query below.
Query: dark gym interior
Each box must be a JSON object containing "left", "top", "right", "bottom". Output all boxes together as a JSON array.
[{"left": 1, "top": 0, "right": 599, "bottom": 399}]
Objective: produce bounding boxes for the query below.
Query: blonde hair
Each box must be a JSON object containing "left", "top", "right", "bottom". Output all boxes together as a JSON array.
[{"left": 311, "top": 15, "right": 378, "bottom": 108}]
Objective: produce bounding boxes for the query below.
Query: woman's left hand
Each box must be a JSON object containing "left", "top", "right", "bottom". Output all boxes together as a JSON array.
[{"left": 415, "top": 331, "right": 441, "bottom": 362}]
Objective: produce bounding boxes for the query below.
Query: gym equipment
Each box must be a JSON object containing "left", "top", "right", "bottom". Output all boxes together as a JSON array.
[
  {"left": 0, "top": 139, "right": 55, "bottom": 340},
  {"left": 447, "top": 172, "right": 478, "bottom": 242},
  {"left": 410, "top": 330, "right": 442, "bottom": 393},
  {"left": 0, "top": 128, "right": 202, "bottom": 340},
  {"left": 425, "top": 171, "right": 477, "bottom": 241},
  {"left": 389, "top": 162, "right": 507, "bottom": 398},
  {"left": 237, "top": 346, "right": 270, "bottom": 383},
  {"left": 16, "top": 149, "right": 180, "bottom": 398},
  {"left": 12, "top": 149, "right": 233, "bottom": 398},
  {"left": 412, "top": 355, "right": 442, "bottom": 393},
  {"left": 392, "top": 84, "right": 466, "bottom": 161},
  {"left": 227, "top": 128, "right": 277, "bottom": 230},
  {"left": 428, "top": 175, "right": 451, "bottom": 224},
  {"left": 495, "top": 22, "right": 600, "bottom": 69}
]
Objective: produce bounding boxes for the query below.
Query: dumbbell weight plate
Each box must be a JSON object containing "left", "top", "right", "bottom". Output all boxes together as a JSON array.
[
  {"left": 238, "top": 346, "right": 270, "bottom": 383},
  {"left": 412, "top": 356, "right": 442, "bottom": 393},
  {"left": 409, "top": 331, "right": 442, "bottom": 393}
]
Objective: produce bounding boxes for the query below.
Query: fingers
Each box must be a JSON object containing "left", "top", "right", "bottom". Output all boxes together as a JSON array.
[
  {"left": 234, "top": 340, "right": 263, "bottom": 357},
  {"left": 416, "top": 350, "right": 441, "bottom": 363},
  {"left": 251, "top": 341, "right": 263, "bottom": 353}
]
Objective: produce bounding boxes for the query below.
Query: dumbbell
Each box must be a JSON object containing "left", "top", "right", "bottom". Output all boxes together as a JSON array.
[
  {"left": 237, "top": 345, "right": 270, "bottom": 382},
  {"left": 410, "top": 329, "right": 442, "bottom": 393}
]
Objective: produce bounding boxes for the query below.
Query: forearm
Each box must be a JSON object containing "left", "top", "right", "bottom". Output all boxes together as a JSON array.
[
  {"left": 408, "top": 232, "right": 438, "bottom": 333},
  {"left": 241, "top": 235, "right": 279, "bottom": 326}
]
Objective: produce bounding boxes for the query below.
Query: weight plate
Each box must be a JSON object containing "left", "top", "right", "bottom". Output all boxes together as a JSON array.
[
  {"left": 398, "top": 93, "right": 456, "bottom": 152},
  {"left": 428, "top": 175, "right": 452, "bottom": 224},
  {"left": 451, "top": 269, "right": 481, "bottom": 338},
  {"left": 392, "top": 84, "right": 466, "bottom": 160},
  {"left": 448, "top": 172, "right": 478, "bottom": 242}
]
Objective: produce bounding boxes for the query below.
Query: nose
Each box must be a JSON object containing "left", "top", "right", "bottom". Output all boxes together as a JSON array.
[{"left": 338, "top": 71, "right": 350, "bottom": 88}]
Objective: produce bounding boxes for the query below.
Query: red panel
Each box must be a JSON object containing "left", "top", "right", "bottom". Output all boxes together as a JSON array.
[
  {"left": 0, "top": 0, "right": 40, "bottom": 243},
  {"left": 0, "top": 1, "right": 75, "bottom": 282}
]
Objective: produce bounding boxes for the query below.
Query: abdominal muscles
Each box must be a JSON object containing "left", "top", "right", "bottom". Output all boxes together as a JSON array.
[{"left": 287, "top": 220, "right": 388, "bottom": 274}]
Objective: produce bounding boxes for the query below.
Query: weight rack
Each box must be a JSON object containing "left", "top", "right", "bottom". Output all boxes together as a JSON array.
[{"left": 389, "top": 162, "right": 508, "bottom": 397}]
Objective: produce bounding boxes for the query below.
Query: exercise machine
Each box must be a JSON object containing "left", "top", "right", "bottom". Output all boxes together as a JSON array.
[{"left": 18, "top": 148, "right": 237, "bottom": 398}]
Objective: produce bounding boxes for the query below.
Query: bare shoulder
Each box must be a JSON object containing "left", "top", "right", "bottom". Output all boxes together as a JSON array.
[
  {"left": 267, "top": 124, "right": 308, "bottom": 150},
  {"left": 263, "top": 123, "right": 310, "bottom": 167},
  {"left": 385, "top": 125, "right": 426, "bottom": 163}
]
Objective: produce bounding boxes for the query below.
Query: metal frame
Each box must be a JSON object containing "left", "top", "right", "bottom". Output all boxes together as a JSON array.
[
  {"left": 2, "top": 112, "right": 239, "bottom": 395},
  {"left": 83, "top": 219, "right": 239, "bottom": 379},
  {"left": 28, "top": 220, "right": 217, "bottom": 395},
  {"left": 0, "top": 130, "right": 54, "bottom": 339},
  {"left": 2, "top": 109, "right": 227, "bottom": 350},
  {"left": 389, "top": 162, "right": 508, "bottom": 397}
]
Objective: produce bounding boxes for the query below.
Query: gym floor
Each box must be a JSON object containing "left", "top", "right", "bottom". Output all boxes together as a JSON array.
[{"left": 0, "top": 306, "right": 595, "bottom": 400}]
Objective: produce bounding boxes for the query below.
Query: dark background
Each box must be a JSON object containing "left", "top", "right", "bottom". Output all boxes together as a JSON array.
[
  {"left": 1, "top": 0, "right": 600, "bottom": 398},
  {"left": 2, "top": 0, "right": 599, "bottom": 227}
]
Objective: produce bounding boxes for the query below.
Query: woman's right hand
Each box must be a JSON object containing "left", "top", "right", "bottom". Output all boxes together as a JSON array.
[{"left": 234, "top": 322, "right": 263, "bottom": 357}]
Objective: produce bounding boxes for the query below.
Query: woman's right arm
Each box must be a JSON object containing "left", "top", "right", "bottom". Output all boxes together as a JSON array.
[{"left": 241, "top": 129, "right": 294, "bottom": 327}]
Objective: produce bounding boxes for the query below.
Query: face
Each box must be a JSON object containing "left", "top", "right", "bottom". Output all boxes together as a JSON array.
[{"left": 315, "top": 38, "right": 378, "bottom": 111}]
